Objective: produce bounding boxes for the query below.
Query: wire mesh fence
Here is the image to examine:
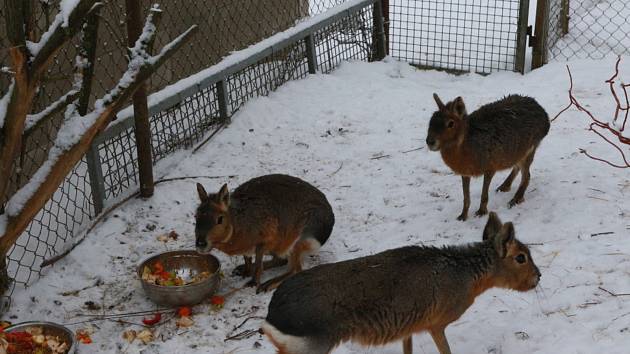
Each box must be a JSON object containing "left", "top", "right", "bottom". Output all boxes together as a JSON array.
[
  {"left": 545, "top": 0, "right": 630, "bottom": 61},
  {"left": 389, "top": 0, "right": 529, "bottom": 74},
  {"left": 0, "top": 0, "right": 378, "bottom": 309}
]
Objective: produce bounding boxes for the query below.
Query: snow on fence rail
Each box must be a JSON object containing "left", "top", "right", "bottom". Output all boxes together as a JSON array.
[{"left": 0, "top": 0, "right": 383, "bottom": 310}]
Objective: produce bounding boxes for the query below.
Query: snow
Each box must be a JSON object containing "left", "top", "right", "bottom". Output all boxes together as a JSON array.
[
  {"left": 0, "top": 81, "right": 14, "bottom": 130},
  {"left": 59, "top": 0, "right": 81, "bottom": 28},
  {"left": 5, "top": 56, "right": 630, "bottom": 353}
]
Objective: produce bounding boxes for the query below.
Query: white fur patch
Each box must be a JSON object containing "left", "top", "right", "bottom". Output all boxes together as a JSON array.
[{"left": 262, "top": 321, "right": 312, "bottom": 354}]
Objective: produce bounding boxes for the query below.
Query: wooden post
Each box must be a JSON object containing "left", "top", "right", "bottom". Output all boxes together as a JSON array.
[
  {"left": 382, "top": 0, "right": 389, "bottom": 55},
  {"left": 515, "top": 0, "right": 530, "bottom": 73},
  {"left": 532, "top": 0, "right": 549, "bottom": 69},
  {"left": 561, "top": 0, "right": 569, "bottom": 36},
  {"left": 372, "top": 0, "right": 387, "bottom": 61},
  {"left": 125, "top": 0, "right": 154, "bottom": 198}
]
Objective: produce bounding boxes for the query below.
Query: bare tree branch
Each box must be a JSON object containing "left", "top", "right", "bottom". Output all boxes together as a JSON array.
[
  {"left": 554, "top": 57, "right": 630, "bottom": 168},
  {"left": 0, "top": 16, "right": 198, "bottom": 254},
  {"left": 24, "top": 88, "right": 81, "bottom": 134}
]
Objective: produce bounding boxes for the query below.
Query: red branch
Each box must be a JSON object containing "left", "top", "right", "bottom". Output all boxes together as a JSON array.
[{"left": 553, "top": 57, "right": 630, "bottom": 168}]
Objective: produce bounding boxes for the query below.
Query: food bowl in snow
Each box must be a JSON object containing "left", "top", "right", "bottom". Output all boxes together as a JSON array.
[
  {"left": 3, "top": 321, "right": 76, "bottom": 354},
  {"left": 138, "top": 250, "right": 221, "bottom": 307}
]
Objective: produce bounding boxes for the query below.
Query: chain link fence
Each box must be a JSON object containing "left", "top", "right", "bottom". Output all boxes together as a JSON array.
[
  {"left": 0, "top": 0, "right": 378, "bottom": 309},
  {"left": 389, "top": 0, "right": 530, "bottom": 74},
  {"left": 543, "top": 0, "right": 630, "bottom": 61}
]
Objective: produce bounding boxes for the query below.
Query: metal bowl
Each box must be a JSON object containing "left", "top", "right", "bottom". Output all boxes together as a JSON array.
[
  {"left": 4, "top": 321, "right": 76, "bottom": 353},
  {"left": 138, "top": 250, "right": 221, "bottom": 307}
]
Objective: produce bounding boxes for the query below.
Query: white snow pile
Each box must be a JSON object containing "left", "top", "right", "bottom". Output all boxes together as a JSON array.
[{"left": 4, "top": 57, "right": 630, "bottom": 354}]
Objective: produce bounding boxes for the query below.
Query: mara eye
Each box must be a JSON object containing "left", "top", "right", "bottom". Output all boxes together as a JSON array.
[
  {"left": 447, "top": 120, "right": 454, "bottom": 128},
  {"left": 515, "top": 254, "right": 527, "bottom": 264},
  {"left": 216, "top": 216, "right": 224, "bottom": 225}
]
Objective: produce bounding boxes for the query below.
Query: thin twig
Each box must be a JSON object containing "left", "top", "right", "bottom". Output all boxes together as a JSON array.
[
  {"left": 590, "top": 231, "right": 614, "bottom": 237},
  {"left": 402, "top": 147, "right": 424, "bottom": 153},
  {"left": 599, "top": 286, "right": 630, "bottom": 297},
  {"left": 370, "top": 154, "right": 391, "bottom": 160},
  {"left": 224, "top": 329, "right": 259, "bottom": 342},
  {"left": 329, "top": 162, "right": 343, "bottom": 177}
]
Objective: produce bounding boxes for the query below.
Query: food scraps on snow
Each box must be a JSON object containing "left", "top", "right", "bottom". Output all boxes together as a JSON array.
[
  {"left": 0, "top": 326, "right": 70, "bottom": 354},
  {"left": 141, "top": 261, "right": 211, "bottom": 286},
  {"left": 210, "top": 295, "right": 225, "bottom": 310},
  {"left": 156, "top": 230, "right": 179, "bottom": 243},
  {"left": 136, "top": 329, "right": 154, "bottom": 345},
  {"left": 141, "top": 313, "right": 162, "bottom": 326},
  {"left": 75, "top": 328, "right": 92, "bottom": 345}
]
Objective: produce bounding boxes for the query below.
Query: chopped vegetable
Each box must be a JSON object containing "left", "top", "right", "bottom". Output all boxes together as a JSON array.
[
  {"left": 1, "top": 326, "right": 70, "bottom": 354},
  {"left": 210, "top": 295, "right": 225, "bottom": 310},
  {"left": 141, "top": 262, "right": 211, "bottom": 287},
  {"left": 141, "top": 313, "right": 162, "bottom": 326},
  {"left": 75, "top": 329, "right": 92, "bottom": 344},
  {"left": 177, "top": 307, "right": 192, "bottom": 317},
  {"left": 122, "top": 330, "right": 136, "bottom": 343},
  {"left": 136, "top": 329, "right": 154, "bottom": 344},
  {"left": 175, "top": 316, "right": 194, "bottom": 328}
]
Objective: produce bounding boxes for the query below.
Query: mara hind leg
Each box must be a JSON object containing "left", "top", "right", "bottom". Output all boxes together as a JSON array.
[
  {"left": 496, "top": 166, "right": 520, "bottom": 192},
  {"left": 257, "top": 237, "right": 319, "bottom": 293},
  {"left": 233, "top": 255, "right": 288, "bottom": 277},
  {"left": 475, "top": 171, "right": 495, "bottom": 217},
  {"left": 509, "top": 148, "right": 537, "bottom": 207}
]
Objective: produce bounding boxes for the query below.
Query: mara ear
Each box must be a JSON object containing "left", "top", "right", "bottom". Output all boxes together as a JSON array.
[
  {"left": 494, "top": 222, "right": 516, "bottom": 258},
  {"left": 433, "top": 93, "right": 446, "bottom": 110},
  {"left": 483, "top": 212, "right": 502, "bottom": 241},
  {"left": 451, "top": 96, "right": 467, "bottom": 117},
  {"left": 217, "top": 183, "right": 230, "bottom": 206},
  {"left": 196, "top": 183, "right": 208, "bottom": 201}
]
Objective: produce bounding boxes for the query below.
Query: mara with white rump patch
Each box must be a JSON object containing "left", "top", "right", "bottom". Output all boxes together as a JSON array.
[{"left": 263, "top": 213, "right": 540, "bottom": 354}]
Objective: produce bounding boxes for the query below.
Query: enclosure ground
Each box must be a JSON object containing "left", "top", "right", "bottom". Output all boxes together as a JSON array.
[{"left": 6, "top": 57, "right": 630, "bottom": 353}]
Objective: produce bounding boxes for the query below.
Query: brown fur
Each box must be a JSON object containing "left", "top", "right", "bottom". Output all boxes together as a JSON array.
[
  {"left": 426, "top": 94, "right": 550, "bottom": 220},
  {"left": 195, "top": 174, "right": 334, "bottom": 293},
  {"left": 264, "top": 213, "right": 541, "bottom": 354}
]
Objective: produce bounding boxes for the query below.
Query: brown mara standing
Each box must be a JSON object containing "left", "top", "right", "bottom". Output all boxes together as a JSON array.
[
  {"left": 194, "top": 174, "right": 334, "bottom": 293},
  {"left": 426, "top": 94, "right": 550, "bottom": 221},
  {"left": 263, "top": 212, "right": 541, "bottom": 354}
]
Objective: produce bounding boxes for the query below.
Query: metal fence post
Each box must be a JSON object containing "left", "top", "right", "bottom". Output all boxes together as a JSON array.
[
  {"left": 216, "top": 80, "right": 231, "bottom": 125},
  {"left": 86, "top": 143, "right": 106, "bottom": 214},
  {"left": 372, "top": 0, "right": 387, "bottom": 61},
  {"left": 515, "top": 0, "right": 530, "bottom": 73},
  {"left": 305, "top": 34, "right": 318, "bottom": 74}
]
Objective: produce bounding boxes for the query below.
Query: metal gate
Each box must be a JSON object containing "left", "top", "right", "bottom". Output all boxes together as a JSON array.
[{"left": 387, "top": 0, "right": 531, "bottom": 74}]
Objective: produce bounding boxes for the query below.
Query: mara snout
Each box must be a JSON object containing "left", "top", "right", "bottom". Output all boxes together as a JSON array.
[
  {"left": 426, "top": 93, "right": 550, "bottom": 221},
  {"left": 263, "top": 212, "right": 540, "bottom": 354}
]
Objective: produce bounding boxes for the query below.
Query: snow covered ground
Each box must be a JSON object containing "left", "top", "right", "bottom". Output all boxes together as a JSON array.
[{"left": 5, "top": 56, "right": 630, "bottom": 353}]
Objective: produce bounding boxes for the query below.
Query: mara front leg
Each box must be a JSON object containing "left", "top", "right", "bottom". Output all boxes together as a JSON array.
[
  {"left": 457, "top": 176, "right": 471, "bottom": 221},
  {"left": 429, "top": 327, "right": 452, "bottom": 354},
  {"left": 245, "top": 245, "right": 264, "bottom": 288}
]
